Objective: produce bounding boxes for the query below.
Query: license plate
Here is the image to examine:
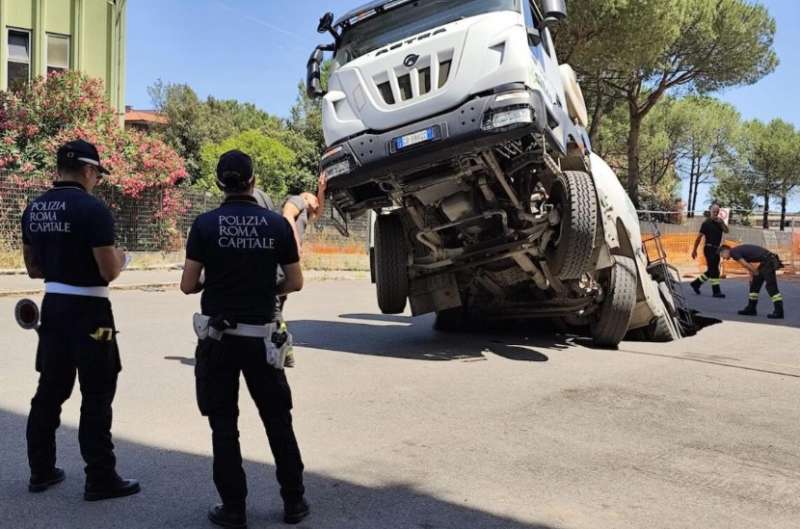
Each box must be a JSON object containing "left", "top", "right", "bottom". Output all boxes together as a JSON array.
[{"left": 392, "top": 126, "right": 437, "bottom": 151}]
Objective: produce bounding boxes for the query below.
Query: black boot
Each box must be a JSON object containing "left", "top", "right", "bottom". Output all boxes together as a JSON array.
[
  {"left": 712, "top": 284, "right": 726, "bottom": 298},
  {"left": 738, "top": 300, "right": 757, "bottom": 316},
  {"left": 767, "top": 301, "right": 784, "bottom": 320},
  {"left": 29, "top": 467, "right": 65, "bottom": 493},
  {"left": 690, "top": 279, "right": 702, "bottom": 295},
  {"left": 284, "top": 498, "right": 310, "bottom": 525},
  {"left": 208, "top": 504, "right": 247, "bottom": 529},
  {"left": 84, "top": 475, "right": 141, "bottom": 501}
]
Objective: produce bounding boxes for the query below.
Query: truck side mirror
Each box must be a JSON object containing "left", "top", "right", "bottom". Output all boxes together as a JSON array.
[
  {"left": 306, "top": 47, "right": 326, "bottom": 99},
  {"left": 318, "top": 12, "right": 335, "bottom": 34},
  {"left": 317, "top": 12, "right": 341, "bottom": 44},
  {"left": 541, "top": 0, "right": 567, "bottom": 25}
]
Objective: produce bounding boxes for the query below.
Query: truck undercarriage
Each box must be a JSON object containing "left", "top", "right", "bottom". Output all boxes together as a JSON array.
[{"left": 330, "top": 125, "right": 607, "bottom": 325}]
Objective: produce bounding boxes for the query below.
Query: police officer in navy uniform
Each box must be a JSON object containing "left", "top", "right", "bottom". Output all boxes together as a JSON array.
[
  {"left": 721, "top": 244, "right": 785, "bottom": 319},
  {"left": 21, "top": 140, "right": 140, "bottom": 500},
  {"left": 690, "top": 204, "right": 729, "bottom": 298},
  {"left": 180, "top": 150, "right": 309, "bottom": 527}
]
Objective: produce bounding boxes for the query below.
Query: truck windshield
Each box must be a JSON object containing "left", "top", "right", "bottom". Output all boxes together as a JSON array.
[{"left": 335, "top": 0, "right": 520, "bottom": 65}]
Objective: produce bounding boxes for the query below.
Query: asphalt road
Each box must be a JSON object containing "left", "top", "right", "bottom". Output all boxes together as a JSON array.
[{"left": 1, "top": 278, "right": 798, "bottom": 529}]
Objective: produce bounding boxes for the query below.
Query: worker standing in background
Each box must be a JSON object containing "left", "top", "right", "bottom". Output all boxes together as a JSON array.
[
  {"left": 690, "top": 204, "right": 729, "bottom": 298},
  {"left": 720, "top": 244, "right": 785, "bottom": 319},
  {"left": 181, "top": 150, "right": 309, "bottom": 527},
  {"left": 21, "top": 140, "right": 140, "bottom": 501}
]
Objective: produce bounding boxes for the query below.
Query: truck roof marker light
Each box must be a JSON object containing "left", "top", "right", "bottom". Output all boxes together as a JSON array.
[
  {"left": 382, "top": 0, "right": 413, "bottom": 10},
  {"left": 349, "top": 9, "right": 377, "bottom": 25}
]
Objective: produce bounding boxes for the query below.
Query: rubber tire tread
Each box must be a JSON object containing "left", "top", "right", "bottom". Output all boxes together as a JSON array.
[
  {"left": 550, "top": 170, "right": 599, "bottom": 280},
  {"left": 375, "top": 215, "right": 409, "bottom": 314},
  {"left": 647, "top": 283, "right": 679, "bottom": 342},
  {"left": 591, "top": 256, "right": 637, "bottom": 347},
  {"left": 647, "top": 313, "right": 674, "bottom": 342}
]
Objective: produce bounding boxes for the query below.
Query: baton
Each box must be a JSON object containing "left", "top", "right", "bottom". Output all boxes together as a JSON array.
[{"left": 15, "top": 298, "right": 40, "bottom": 331}]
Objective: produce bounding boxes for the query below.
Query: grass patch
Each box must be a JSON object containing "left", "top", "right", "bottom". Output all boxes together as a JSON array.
[
  {"left": 0, "top": 249, "right": 24, "bottom": 270},
  {"left": 2, "top": 247, "right": 370, "bottom": 273},
  {"left": 302, "top": 252, "right": 369, "bottom": 271}
]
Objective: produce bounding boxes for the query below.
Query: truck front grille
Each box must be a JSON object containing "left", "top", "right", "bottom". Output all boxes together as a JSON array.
[{"left": 373, "top": 49, "right": 455, "bottom": 106}]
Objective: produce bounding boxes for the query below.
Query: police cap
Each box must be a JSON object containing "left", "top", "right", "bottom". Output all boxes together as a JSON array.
[
  {"left": 57, "top": 139, "right": 110, "bottom": 175},
  {"left": 216, "top": 150, "right": 254, "bottom": 192}
]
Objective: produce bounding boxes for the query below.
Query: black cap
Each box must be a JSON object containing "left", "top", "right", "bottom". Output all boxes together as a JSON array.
[
  {"left": 57, "top": 139, "right": 110, "bottom": 175},
  {"left": 216, "top": 150, "right": 254, "bottom": 191}
]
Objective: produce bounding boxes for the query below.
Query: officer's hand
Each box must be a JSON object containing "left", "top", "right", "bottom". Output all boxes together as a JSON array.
[
  {"left": 318, "top": 171, "right": 327, "bottom": 192},
  {"left": 691, "top": 249, "right": 698, "bottom": 260}
]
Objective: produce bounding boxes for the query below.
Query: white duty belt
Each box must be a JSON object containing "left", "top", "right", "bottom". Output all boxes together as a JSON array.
[
  {"left": 192, "top": 313, "right": 285, "bottom": 370},
  {"left": 45, "top": 282, "right": 109, "bottom": 298}
]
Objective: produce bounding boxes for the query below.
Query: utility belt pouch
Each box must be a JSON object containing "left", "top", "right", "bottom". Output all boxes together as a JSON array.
[
  {"left": 193, "top": 313, "right": 210, "bottom": 340},
  {"left": 193, "top": 313, "right": 237, "bottom": 341},
  {"left": 265, "top": 324, "right": 288, "bottom": 370}
]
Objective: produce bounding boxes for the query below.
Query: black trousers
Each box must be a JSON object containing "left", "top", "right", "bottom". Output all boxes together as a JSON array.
[
  {"left": 750, "top": 257, "right": 782, "bottom": 302},
  {"left": 703, "top": 246, "right": 722, "bottom": 282},
  {"left": 195, "top": 335, "right": 304, "bottom": 509},
  {"left": 27, "top": 294, "right": 121, "bottom": 483}
]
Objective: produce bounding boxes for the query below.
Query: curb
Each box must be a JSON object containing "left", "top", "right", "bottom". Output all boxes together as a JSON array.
[
  {"left": 0, "top": 272, "right": 369, "bottom": 298},
  {"left": 0, "top": 265, "right": 183, "bottom": 276},
  {"left": 0, "top": 282, "right": 180, "bottom": 298}
]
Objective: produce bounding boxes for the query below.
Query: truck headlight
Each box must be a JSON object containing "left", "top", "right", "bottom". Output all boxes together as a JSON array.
[
  {"left": 324, "top": 158, "right": 352, "bottom": 179},
  {"left": 482, "top": 106, "right": 534, "bottom": 131}
]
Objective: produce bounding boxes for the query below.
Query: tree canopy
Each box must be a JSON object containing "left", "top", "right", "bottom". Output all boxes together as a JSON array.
[
  {"left": 149, "top": 79, "right": 322, "bottom": 196},
  {"left": 558, "top": 0, "right": 778, "bottom": 206},
  {"left": 199, "top": 129, "right": 297, "bottom": 199},
  {"left": 1, "top": 71, "right": 186, "bottom": 196}
]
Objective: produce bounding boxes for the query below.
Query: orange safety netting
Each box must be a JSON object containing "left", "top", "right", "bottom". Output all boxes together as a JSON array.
[{"left": 641, "top": 232, "right": 799, "bottom": 277}]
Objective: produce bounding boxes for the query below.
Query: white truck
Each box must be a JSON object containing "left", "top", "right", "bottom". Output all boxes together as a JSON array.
[{"left": 306, "top": 0, "right": 688, "bottom": 346}]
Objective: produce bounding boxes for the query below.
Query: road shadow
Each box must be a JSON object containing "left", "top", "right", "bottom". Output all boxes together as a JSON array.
[
  {"left": 0, "top": 409, "right": 564, "bottom": 529},
  {"left": 288, "top": 313, "right": 580, "bottom": 362},
  {"left": 164, "top": 355, "right": 195, "bottom": 366}
]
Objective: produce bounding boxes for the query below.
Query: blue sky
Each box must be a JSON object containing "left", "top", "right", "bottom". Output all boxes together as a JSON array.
[{"left": 126, "top": 0, "right": 800, "bottom": 209}]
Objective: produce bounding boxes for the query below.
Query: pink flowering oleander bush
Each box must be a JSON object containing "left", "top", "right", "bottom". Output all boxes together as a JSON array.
[{"left": 0, "top": 71, "right": 188, "bottom": 220}]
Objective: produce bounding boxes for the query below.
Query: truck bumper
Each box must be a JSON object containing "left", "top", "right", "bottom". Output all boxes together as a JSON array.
[{"left": 322, "top": 88, "right": 551, "bottom": 197}]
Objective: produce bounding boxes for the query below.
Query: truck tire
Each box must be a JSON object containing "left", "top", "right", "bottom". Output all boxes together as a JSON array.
[
  {"left": 591, "top": 256, "right": 637, "bottom": 347},
  {"left": 375, "top": 214, "right": 409, "bottom": 314},
  {"left": 645, "top": 283, "right": 680, "bottom": 342},
  {"left": 548, "top": 170, "right": 598, "bottom": 280}
]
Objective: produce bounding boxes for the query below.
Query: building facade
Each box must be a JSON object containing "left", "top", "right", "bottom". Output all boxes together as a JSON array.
[{"left": 0, "top": 0, "right": 126, "bottom": 116}]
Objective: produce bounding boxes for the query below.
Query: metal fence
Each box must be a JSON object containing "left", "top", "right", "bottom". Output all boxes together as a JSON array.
[
  {"left": 2, "top": 178, "right": 796, "bottom": 275},
  {"left": 638, "top": 210, "right": 800, "bottom": 276},
  {"left": 0, "top": 178, "right": 369, "bottom": 256},
  {"left": 0, "top": 180, "right": 215, "bottom": 252}
]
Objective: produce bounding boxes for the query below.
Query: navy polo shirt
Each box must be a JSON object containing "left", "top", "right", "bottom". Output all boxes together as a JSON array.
[
  {"left": 186, "top": 195, "right": 299, "bottom": 325},
  {"left": 730, "top": 244, "right": 770, "bottom": 263},
  {"left": 21, "top": 181, "right": 116, "bottom": 287}
]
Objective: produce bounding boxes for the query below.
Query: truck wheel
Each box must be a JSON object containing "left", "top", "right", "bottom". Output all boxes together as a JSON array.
[
  {"left": 375, "top": 214, "right": 409, "bottom": 314},
  {"left": 591, "top": 256, "right": 637, "bottom": 347},
  {"left": 548, "top": 170, "right": 598, "bottom": 280}
]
